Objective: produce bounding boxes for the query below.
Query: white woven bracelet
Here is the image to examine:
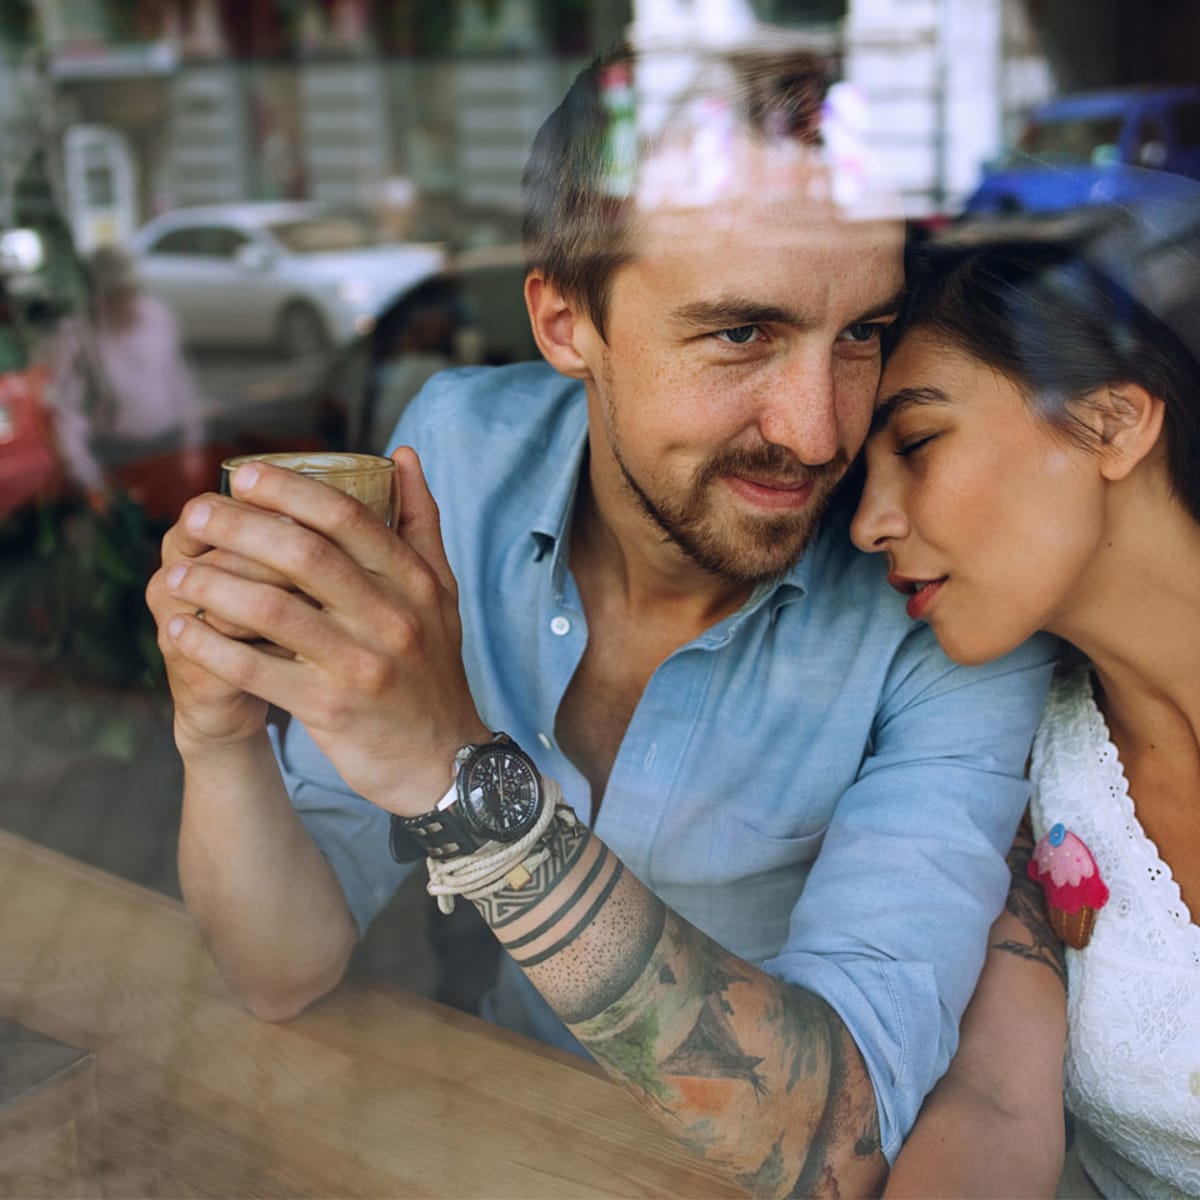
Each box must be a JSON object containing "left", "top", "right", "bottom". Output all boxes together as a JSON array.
[{"left": 425, "top": 777, "right": 574, "bottom": 914}]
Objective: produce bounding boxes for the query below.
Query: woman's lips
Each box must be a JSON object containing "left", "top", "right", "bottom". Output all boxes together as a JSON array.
[
  {"left": 888, "top": 574, "right": 947, "bottom": 621},
  {"left": 723, "top": 474, "right": 815, "bottom": 511}
]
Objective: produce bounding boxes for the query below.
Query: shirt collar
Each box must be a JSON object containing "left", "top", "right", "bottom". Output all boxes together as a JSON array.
[
  {"left": 699, "top": 546, "right": 814, "bottom": 648},
  {"left": 528, "top": 406, "right": 588, "bottom": 594}
]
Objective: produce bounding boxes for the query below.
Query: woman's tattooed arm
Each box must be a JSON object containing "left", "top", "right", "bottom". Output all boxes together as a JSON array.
[
  {"left": 990, "top": 815, "right": 1067, "bottom": 988},
  {"left": 884, "top": 811, "right": 1068, "bottom": 1197},
  {"left": 473, "top": 819, "right": 887, "bottom": 1199}
]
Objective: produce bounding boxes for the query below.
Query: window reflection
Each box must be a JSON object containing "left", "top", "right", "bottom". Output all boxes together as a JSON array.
[
  {"left": 0, "top": 0, "right": 630, "bottom": 975},
  {"left": 4, "top": 4, "right": 1196, "bottom": 1193}
]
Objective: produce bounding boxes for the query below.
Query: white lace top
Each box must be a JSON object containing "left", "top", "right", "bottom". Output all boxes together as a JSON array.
[{"left": 1030, "top": 666, "right": 1200, "bottom": 1199}]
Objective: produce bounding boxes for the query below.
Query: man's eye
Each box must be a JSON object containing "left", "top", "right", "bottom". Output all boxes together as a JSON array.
[
  {"left": 838, "top": 321, "right": 884, "bottom": 344},
  {"left": 715, "top": 325, "right": 762, "bottom": 345}
]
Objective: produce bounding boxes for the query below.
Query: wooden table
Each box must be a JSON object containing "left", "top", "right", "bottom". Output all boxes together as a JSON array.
[
  {"left": 0, "top": 830, "right": 742, "bottom": 1198},
  {"left": 0, "top": 1017, "right": 100, "bottom": 1198}
]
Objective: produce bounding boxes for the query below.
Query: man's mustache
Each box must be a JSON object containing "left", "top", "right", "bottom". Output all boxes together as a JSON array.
[{"left": 698, "top": 442, "right": 850, "bottom": 488}]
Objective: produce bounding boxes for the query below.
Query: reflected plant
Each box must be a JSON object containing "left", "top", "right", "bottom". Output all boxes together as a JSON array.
[{"left": 0, "top": 492, "right": 167, "bottom": 690}]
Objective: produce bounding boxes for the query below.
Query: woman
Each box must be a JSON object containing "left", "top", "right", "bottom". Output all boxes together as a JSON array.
[{"left": 851, "top": 198, "right": 1200, "bottom": 1199}]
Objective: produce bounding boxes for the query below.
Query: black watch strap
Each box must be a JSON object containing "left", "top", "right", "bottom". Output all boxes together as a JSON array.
[
  {"left": 390, "top": 803, "right": 483, "bottom": 862},
  {"left": 388, "top": 739, "right": 487, "bottom": 864},
  {"left": 387, "top": 816, "right": 425, "bottom": 863}
]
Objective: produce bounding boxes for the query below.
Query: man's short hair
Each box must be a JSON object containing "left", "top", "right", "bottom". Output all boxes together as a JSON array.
[{"left": 521, "top": 39, "right": 832, "bottom": 339}]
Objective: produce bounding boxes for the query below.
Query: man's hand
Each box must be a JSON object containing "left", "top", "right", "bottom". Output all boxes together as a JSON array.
[
  {"left": 156, "top": 447, "right": 490, "bottom": 812},
  {"left": 146, "top": 494, "right": 279, "bottom": 751}
]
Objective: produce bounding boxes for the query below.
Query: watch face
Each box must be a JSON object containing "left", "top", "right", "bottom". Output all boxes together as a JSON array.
[{"left": 459, "top": 743, "right": 541, "bottom": 843}]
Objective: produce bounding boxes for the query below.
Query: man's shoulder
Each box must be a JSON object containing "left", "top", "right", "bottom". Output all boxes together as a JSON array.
[
  {"left": 393, "top": 361, "right": 585, "bottom": 454},
  {"left": 797, "top": 499, "right": 1056, "bottom": 707},
  {"left": 391, "top": 361, "right": 586, "bottom": 539}
]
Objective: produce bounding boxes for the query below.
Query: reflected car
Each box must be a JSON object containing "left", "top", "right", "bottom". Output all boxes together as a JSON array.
[
  {"left": 964, "top": 85, "right": 1200, "bottom": 217},
  {"left": 0, "top": 234, "right": 66, "bottom": 520},
  {"left": 130, "top": 202, "right": 446, "bottom": 356},
  {"left": 307, "top": 243, "right": 542, "bottom": 453}
]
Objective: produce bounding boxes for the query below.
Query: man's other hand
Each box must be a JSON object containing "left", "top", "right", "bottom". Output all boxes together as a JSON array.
[{"left": 157, "top": 449, "right": 490, "bottom": 813}]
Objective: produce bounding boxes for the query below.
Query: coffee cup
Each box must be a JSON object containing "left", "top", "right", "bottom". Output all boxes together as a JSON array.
[{"left": 220, "top": 452, "right": 396, "bottom": 524}]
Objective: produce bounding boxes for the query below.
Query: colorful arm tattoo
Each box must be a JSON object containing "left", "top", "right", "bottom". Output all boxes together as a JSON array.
[{"left": 472, "top": 819, "right": 886, "bottom": 1198}]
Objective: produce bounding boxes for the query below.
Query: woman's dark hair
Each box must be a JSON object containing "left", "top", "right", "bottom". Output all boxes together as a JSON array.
[{"left": 894, "top": 209, "right": 1200, "bottom": 522}]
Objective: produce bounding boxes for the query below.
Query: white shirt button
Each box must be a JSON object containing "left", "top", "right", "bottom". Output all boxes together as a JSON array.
[
  {"left": 550, "top": 615, "right": 570, "bottom": 636},
  {"left": 537, "top": 732, "right": 553, "bottom": 750},
  {"left": 1190, "top": 1070, "right": 1200, "bottom": 1097}
]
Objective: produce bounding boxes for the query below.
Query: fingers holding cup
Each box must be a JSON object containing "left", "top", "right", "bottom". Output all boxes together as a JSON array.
[{"left": 220, "top": 452, "right": 396, "bottom": 525}]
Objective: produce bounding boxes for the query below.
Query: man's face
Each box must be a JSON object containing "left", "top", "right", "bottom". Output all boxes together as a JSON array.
[{"left": 578, "top": 149, "right": 904, "bottom": 585}]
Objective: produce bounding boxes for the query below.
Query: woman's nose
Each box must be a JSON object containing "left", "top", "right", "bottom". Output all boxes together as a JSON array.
[{"left": 850, "top": 471, "right": 906, "bottom": 553}]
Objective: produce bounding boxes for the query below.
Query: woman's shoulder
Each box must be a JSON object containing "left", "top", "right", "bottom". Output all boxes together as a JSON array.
[
  {"left": 1028, "top": 656, "right": 1108, "bottom": 836},
  {"left": 1035, "top": 655, "right": 1096, "bottom": 746}
]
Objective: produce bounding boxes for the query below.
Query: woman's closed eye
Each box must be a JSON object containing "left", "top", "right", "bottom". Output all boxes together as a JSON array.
[{"left": 895, "top": 432, "right": 938, "bottom": 458}]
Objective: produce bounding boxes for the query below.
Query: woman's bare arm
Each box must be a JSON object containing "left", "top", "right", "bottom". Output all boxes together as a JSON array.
[{"left": 886, "top": 818, "right": 1067, "bottom": 1198}]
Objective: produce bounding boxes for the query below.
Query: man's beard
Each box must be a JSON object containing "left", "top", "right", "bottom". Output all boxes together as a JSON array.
[{"left": 614, "top": 438, "right": 848, "bottom": 586}]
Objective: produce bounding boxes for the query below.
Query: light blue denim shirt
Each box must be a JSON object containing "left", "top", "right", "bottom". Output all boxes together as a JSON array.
[{"left": 276, "top": 361, "right": 1056, "bottom": 1161}]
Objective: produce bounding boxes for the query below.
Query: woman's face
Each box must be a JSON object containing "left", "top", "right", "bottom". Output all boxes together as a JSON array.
[{"left": 851, "top": 328, "right": 1106, "bottom": 664}]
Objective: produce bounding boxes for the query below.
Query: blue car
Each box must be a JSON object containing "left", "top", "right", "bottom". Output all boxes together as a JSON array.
[{"left": 964, "top": 85, "right": 1200, "bottom": 216}]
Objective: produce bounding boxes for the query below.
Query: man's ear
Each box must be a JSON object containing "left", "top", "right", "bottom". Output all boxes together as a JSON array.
[
  {"left": 1089, "top": 382, "right": 1166, "bottom": 482},
  {"left": 525, "top": 271, "right": 594, "bottom": 380}
]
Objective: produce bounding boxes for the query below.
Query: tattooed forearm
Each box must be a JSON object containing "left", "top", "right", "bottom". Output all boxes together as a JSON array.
[
  {"left": 993, "top": 814, "right": 1067, "bottom": 989},
  {"left": 471, "top": 821, "right": 887, "bottom": 1198},
  {"left": 475, "top": 819, "right": 666, "bottom": 1022},
  {"left": 779, "top": 984, "right": 882, "bottom": 1198}
]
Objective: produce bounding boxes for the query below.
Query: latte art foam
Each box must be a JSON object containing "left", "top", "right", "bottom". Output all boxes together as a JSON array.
[{"left": 220, "top": 452, "right": 395, "bottom": 523}]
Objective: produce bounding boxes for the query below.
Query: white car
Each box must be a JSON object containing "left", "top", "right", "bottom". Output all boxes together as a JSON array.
[{"left": 129, "top": 202, "right": 446, "bottom": 356}]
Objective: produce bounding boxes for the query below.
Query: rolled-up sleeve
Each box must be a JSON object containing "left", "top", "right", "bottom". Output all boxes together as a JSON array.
[{"left": 762, "top": 633, "right": 1056, "bottom": 1161}]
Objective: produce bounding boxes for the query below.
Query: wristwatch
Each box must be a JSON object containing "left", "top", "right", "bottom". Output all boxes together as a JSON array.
[{"left": 388, "top": 733, "right": 544, "bottom": 863}]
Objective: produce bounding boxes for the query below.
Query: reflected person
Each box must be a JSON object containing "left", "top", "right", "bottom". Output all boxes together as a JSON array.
[{"left": 48, "top": 245, "right": 205, "bottom": 513}]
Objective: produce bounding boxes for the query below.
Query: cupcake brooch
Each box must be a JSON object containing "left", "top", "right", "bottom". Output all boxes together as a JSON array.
[{"left": 1027, "top": 823, "right": 1110, "bottom": 949}]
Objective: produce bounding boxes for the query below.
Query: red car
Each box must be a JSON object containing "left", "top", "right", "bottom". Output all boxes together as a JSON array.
[{"left": 0, "top": 364, "right": 66, "bottom": 521}]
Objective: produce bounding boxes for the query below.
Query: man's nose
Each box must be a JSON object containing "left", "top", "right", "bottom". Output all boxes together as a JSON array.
[
  {"left": 850, "top": 467, "right": 905, "bottom": 553},
  {"left": 756, "top": 359, "right": 841, "bottom": 466}
]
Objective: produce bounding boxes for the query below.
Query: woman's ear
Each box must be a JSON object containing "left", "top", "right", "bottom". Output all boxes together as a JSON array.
[
  {"left": 1091, "top": 382, "right": 1166, "bottom": 482},
  {"left": 524, "top": 271, "right": 594, "bottom": 380}
]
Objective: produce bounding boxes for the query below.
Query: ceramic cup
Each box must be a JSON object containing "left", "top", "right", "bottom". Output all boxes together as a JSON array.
[{"left": 219, "top": 451, "right": 396, "bottom": 524}]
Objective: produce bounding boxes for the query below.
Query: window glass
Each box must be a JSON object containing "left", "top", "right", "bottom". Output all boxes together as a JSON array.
[
  {"left": 1018, "top": 114, "right": 1125, "bottom": 164},
  {"left": 82, "top": 159, "right": 115, "bottom": 207},
  {"left": 1172, "top": 101, "right": 1200, "bottom": 147},
  {"left": 198, "top": 227, "right": 249, "bottom": 258},
  {"left": 1135, "top": 113, "right": 1169, "bottom": 166},
  {"left": 1136, "top": 114, "right": 1166, "bottom": 146},
  {"left": 147, "top": 228, "right": 199, "bottom": 254}
]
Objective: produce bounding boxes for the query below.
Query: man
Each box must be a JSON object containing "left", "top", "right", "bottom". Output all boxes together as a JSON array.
[{"left": 147, "top": 39, "right": 1055, "bottom": 1198}]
